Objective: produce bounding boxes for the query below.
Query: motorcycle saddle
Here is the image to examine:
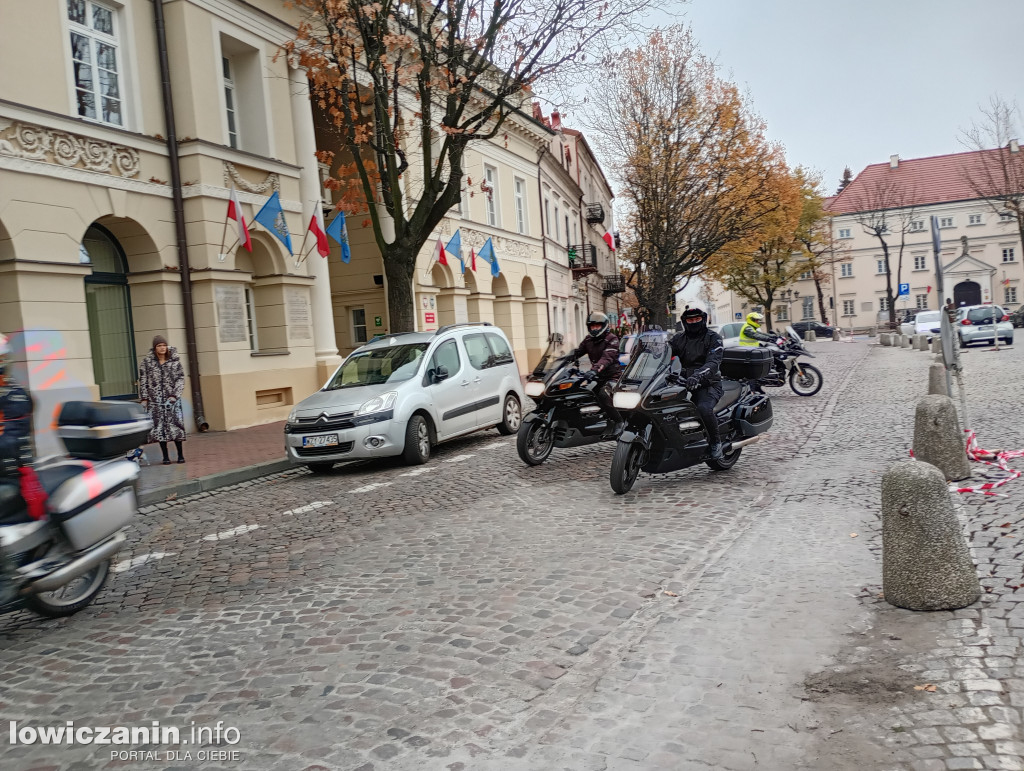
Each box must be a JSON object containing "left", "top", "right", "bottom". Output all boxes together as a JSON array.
[
  {"left": 0, "top": 480, "right": 30, "bottom": 525},
  {"left": 714, "top": 381, "right": 744, "bottom": 412}
]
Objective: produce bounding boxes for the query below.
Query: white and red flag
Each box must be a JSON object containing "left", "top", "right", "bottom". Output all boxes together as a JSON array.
[
  {"left": 228, "top": 185, "right": 252, "bottom": 252},
  {"left": 308, "top": 206, "right": 329, "bottom": 258}
]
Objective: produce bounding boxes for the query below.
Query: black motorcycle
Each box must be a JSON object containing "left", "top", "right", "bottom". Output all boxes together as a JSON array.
[
  {"left": 755, "top": 326, "right": 823, "bottom": 396},
  {"left": 517, "top": 335, "right": 617, "bottom": 466},
  {"left": 608, "top": 331, "right": 774, "bottom": 494}
]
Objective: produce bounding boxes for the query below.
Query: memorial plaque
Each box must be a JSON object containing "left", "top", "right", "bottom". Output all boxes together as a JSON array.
[
  {"left": 286, "top": 287, "right": 311, "bottom": 340},
  {"left": 215, "top": 285, "right": 246, "bottom": 343}
]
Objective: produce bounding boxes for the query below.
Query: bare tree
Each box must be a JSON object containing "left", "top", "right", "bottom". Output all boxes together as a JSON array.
[{"left": 960, "top": 96, "right": 1024, "bottom": 253}]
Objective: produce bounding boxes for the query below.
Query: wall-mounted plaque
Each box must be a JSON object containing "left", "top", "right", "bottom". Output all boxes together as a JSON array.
[
  {"left": 214, "top": 285, "right": 246, "bottom": 344},
  {"left": 286, "top": 287, "right": 311, "bottom": 340}
]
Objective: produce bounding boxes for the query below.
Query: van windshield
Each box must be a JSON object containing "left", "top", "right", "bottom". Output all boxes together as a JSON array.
[{"left": 324, "top": 343, "right": 429, "bottom": 389}]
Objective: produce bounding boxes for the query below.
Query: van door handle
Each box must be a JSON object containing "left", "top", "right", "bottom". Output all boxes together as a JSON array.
[
  {"left": 460, "top": 380, "right": 471, "bottom": 387},
  {"left": 472, "top": 377, "right": 482, "bottom": 385}
]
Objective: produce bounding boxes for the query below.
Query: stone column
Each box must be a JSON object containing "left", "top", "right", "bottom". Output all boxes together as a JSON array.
[{"left": 290, "top": 66, "right": 340, "bottom": 381}]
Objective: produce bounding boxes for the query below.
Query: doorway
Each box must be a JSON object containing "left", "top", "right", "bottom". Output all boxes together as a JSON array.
[{"left": 953, "top": 280, "right": 981, "bottom": 307}]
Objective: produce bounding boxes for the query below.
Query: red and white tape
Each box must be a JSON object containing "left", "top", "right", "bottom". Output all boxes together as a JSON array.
[{"left": 950, "top": 430, "right": 1024, "bottom": 497}]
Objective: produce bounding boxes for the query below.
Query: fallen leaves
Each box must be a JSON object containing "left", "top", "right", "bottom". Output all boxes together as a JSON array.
[
  {"left": 913, "top": 684, "right": 938, "bottom": 692},
  {"left": 662, "top": 590, "right": 678, "bottom": 597},
  {"left": 849, "top": 533, "right": 858, "bottom": 538}
]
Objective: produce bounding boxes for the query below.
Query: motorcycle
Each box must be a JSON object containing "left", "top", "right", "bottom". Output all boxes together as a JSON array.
[
  {"left": 0, "top": 401, "right": 150, "bottom": 618},
  {"left": 755, "top": 326, "right": 824, "bottom": 397},
  {"left": 517, "top": 334, "right": 618, "bottom": 466},
  {"left": 609, "top": 331, "right": 774, "bottom": 494}
]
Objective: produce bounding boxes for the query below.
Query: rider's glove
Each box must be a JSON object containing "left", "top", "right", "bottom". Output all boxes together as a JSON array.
[{"left": 684, "top": 377, "right": 701, "bottom": 391}]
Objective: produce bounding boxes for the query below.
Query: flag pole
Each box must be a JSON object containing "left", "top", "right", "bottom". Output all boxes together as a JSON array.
[{"left": 218, "top": 211, "right": 229, "bottom": 258}]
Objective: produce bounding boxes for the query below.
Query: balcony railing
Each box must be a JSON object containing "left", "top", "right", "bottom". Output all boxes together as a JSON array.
[
  {"left": 568, "top": 243, "right": 598, "bottom": 278},
  {"left": 584, "top": 202, "right": 605, "bottom": 224},
  {"left": 602, "top": 274, "right": 626, "bottom": 296}
]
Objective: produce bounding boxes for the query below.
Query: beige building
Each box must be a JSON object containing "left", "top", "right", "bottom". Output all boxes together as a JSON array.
[{"left": 0, "top": 0, "right": 620, "bottom": 441}]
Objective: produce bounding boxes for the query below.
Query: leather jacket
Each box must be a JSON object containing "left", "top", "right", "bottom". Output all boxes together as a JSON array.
[
  {"left": 0, "top": 382, "right": 33, "bottom": 477},
  {"left": 574, "top": 331, "right": 622, "bottom": 379},
  {"left": 669, "top": 329, "right": 724, "bottom": 386}
]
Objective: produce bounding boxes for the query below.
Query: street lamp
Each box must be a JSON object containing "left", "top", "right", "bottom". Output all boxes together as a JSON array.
[{"left": 778, "top": 288, "right": 800, "bottom": 324}]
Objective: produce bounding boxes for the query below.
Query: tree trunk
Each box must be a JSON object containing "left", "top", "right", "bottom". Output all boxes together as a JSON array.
[
  {"left": 814, "top": 276, "right": 829, "bottom": 322},
  {"left": 383, "top": 245, "right": 417, "bottom": 333}
]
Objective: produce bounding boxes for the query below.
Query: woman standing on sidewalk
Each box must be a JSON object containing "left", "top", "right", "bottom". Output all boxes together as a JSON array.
[{"left": 139, "top": 335, "right": 186, "bottom": 465}]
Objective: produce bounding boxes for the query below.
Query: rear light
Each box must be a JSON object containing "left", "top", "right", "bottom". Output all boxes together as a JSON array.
[
  {"left": 961, "top": 319, "right": 972, "bottom": 325},
  {"left": 1002, "top": 315, "right": 1010, "bottom": 322}
]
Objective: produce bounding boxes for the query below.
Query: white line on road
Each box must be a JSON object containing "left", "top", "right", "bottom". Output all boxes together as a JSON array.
[
  {"left": 444, "top": 454, "right": 476, "bottom": 464},
  {"left": 111, "top": 552, "right": 175, "bottom": 574},
  {"left": 203, "top": 524, "right": 260, "bottom": 542},
  {"left": 349, "top": 482, "right": 393, "bottom": 493},
  {"left": 283, "top": 500, "right": 333, "bottom": 516},
  {"left": 399, "top": 468, "right": 431, "bottom": 477},
  {"left": 482, "top": 441, "right": 506, "bottom": 450}
]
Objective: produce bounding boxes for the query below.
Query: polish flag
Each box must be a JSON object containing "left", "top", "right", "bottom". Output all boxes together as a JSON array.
[
  {"left": 434, "top": 237, "right": 448, "bottom": 266},
  {"left": 470, "top": 248, "right": 477, "bottom": 271},
  {"left": 602, "top": 230, "right": 615, "bottom": 252},
  {"left": 309, "top": 206, "right": 329, "bottom": 258},
  {"left": 228, "top": 185, "right": 252, "bottom": 252}
]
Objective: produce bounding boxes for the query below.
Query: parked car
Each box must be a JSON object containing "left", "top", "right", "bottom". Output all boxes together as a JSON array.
[
  {"left": 618, "top": 334, "right": 638, "bottom": 367},
  {"left": 898, "top": 311, "right": 920, "bottom": 337},
  {"left": 717, "top": 321, "right": 745, "bottom": 347},
  {"left": 909, "top": 309, "right": 942, "bottom": 340},
  {"left": 790, "top": 320, "right": 836, "bottom": 340},
  {"left": 285, "top": 323, "right": 526, "bottom": 472},
  {"left": 1010, "top": 306, "right": 1024, "bottom": 328},
  {"left": 956, "top": 304, "right": 1014, "bottom": 347}
]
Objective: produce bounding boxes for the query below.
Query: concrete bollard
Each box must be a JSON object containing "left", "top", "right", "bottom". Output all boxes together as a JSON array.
[
  {"left": 930, "top": 337, "right": 942, "bottom": 354},
  {"left": 913, "top": 394, "right": 970, "bottom": 481},
  {"left": 832, "top": 330, "right": 840, "bottom": 341},
  {"left": 928, "top": 363, "right": 948, "bottom": 396},
  {"left": 868, "top": 328, "right": 877, "bottom": 338},
  {"left": 880, "top": 333, "right": 891, "bottom": 346},
  {"left": 882, "top": 459, "right": 981, "bottom": 611},
  {"left": 915, "top": 335, "right": 930, "bottom": 351},
  {"left": 806, "top": 330, "right": 817, "bottom": 342},
  {"left": 901, "top": 335, "right": 912, "bottom": 349}
]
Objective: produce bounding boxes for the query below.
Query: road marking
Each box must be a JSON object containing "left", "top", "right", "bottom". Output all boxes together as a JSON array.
[
  {"left": 399, "top": 468, "right": 431, "bottom": 477},
  {"left": 349, "top": 482, "right": 393, "bottom": 493},
  {"left": 203, "top": 524, "right": 260, "bottom": 542},
  {"left": 482, "top": 441, "right": 506, "bottom": 450},
  {"left": 283, "top": 500, "right": 333, "bottom": 516},
  {"left": 444, "top": 454, "right": 476, "bottom": 464},
  {"left": 111, "top": 552, "right": 175, "bottom": 574}
]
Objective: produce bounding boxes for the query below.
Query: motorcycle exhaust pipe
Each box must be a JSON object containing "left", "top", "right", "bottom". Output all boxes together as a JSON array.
[
  {"left": 728, "top": 435, "right": 763, "bottom": 451},
  {"left": 23, "top": 532, "right": 126, "bottom": 593}
]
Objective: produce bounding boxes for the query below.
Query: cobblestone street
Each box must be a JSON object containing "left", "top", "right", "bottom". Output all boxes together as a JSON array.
[{"left": 2, "top": 338, "right": 1023, "bottom": 770}]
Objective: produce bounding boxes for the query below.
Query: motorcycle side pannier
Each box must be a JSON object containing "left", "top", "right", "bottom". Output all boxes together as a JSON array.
[
  {"left": 720, "top": 347, "right": 773, "bottom": 380},
  {"left": 56, "top": 401, "right": 152, "bottom": 460},
  {"left": 733, "top": 393, "right": 773, "bottom": 436}
]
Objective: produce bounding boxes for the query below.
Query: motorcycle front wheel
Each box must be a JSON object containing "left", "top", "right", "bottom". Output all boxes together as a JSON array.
[
  {"left": 516, "top": 419, "right": 554, "bottom": 466},
  {"left": 610, "top": 440, "right": 646, "bottom": 494},
  {"left": 24, "top": 545, "right": 111, "bottom": 618},
  {"left": 789, "top": 363, "right": 823, "bottom": 396}
]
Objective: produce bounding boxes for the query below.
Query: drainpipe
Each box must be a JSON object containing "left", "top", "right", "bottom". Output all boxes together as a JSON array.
[
  {"left": 153, "top": 0, "right": 207, "bottom": 431},
  {"left": 535, "top": 147, "right": 551, "bottom": 338}
]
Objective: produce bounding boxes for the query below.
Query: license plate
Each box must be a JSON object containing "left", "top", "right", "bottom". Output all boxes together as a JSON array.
[{"left": 302, "top": 434, "right": 339, "bottom": 448}]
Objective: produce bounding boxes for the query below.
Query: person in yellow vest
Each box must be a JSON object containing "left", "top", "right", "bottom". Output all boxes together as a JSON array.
[{"left": 738, "top": 312, "right": 776, "bottom": 347}]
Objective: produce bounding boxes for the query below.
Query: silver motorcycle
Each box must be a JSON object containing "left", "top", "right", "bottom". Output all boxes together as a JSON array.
[
  {"left": 0, "top": 401, "right": 150, "bottom": 618},
  {"left": 755, "top": 326, "right": 824, "bottom": 397}
]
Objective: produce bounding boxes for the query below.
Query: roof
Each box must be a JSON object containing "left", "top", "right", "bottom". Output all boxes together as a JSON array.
[{"left": 827, "top": 148, "right": 1014, "bottom": 214}]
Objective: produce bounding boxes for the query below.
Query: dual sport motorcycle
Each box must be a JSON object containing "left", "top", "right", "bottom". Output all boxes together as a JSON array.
[{"left": 755, "top": 326, "right": 823, "bottom": 397}]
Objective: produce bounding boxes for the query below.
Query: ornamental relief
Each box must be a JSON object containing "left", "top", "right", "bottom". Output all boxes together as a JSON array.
[
  {"left": 223, "top": 162, "right": 280, "bottom": 194},
  {"left": 450, "top": 225, "right": 536, "bottom": 260},
  {"left": 0, "top": 119, "right": 139, "bottom": 177}
]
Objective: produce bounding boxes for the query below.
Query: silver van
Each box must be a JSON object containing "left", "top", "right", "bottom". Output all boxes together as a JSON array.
[{"left": 285, "top": 323, "right": 525, "bottom": 472}]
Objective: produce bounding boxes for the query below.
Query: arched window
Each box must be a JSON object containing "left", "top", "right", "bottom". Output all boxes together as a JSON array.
[{"left": 81, "top": 225, "right": 137, "bottom": 398}]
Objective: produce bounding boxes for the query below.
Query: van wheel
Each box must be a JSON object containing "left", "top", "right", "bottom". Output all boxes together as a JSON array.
[
  {"left": 496, "top": 394, "right": 522, "bottom": 435},
  {"left": 402, "top": 415, "right": 431, "bottom": 465},
  {"left": 306, "top": 462, "right": 334, "bottom": 474}
]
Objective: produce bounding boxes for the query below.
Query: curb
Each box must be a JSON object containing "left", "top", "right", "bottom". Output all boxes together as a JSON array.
[{"left": 137, "top": 458, "right": 295, "bottom": 506}]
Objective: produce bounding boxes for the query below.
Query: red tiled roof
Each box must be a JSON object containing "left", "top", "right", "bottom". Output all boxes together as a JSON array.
[{"left": 827, "top": 148, "right": 1012, "bottom": 214}]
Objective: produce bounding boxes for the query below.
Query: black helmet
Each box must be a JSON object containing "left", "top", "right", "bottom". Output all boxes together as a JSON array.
[
  {"left": 682, "top": 306, "right": 708, "bottom": 337},
  {"left": 587, "top": 312, "right": 610, "bottom": 339}
]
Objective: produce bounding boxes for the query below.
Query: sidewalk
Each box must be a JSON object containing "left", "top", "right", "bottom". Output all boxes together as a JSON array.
[{"left": 135, "top": 420, "right": 291, "bottom": 505}]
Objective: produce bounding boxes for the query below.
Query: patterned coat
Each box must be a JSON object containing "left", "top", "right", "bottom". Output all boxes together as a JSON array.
[{"left": 138, "top": 346, "right": 186, "bottom": 443}]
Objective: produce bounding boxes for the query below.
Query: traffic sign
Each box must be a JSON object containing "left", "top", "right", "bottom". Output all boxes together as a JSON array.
[
  {"left": 735, "top": 312, "right": 742, "bottom": 319},
  {"left": 898, "top": 283, "right": 910, "bottom": 296}
]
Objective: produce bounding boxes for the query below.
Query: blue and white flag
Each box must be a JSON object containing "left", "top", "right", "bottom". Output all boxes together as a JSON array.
[
  {"left": 477, "top": 237, "right": 500, "bottom": 277},
  {"left": 446, "top": 230, "right": 463, "bottom": 274},
  {"left": 326, "top": 210, "right": 351, "bottom": 264},
  {"left": 253, "top": 191, "right": 293, "bottom": 254}
]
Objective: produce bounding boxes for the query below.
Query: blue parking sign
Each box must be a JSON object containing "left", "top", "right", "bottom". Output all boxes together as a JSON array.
[{"left": 898, "top": 283, "right": 910, "bottom": 296}]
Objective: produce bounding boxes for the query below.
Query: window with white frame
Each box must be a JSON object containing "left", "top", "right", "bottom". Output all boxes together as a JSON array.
[
  {"left": 459, "top": 175, "right": 470, "bottom": 217},
  {"left": 915, "top": 294, "right": 928, "bottom": 309},
  {"left": 968, "top": 214, "right": 983, "bottom": 225},
  {"left": 222, "top": 57, "right": 238, "bottom": 149},
  {"left": 802, "top": 296, "right": 814, "bottom": 319},
  {"left": 1007, "top": 286, "right": 1018, "bottom": 304},
  {"left": 484, "top": 165, "right": 498, "bottom": 227},
  {"left": 544, "top": 197, "right": 551, "bottom": 234},
  {"left": 776, "top": 304, "right": 788, "bottom": 321},
  {"left": 67, "top": 0, "right": 123, "bottom": 126},
  {"left": 572, "top": 219, "right": 578, "bottom": 246},
  {"left": 876, "top": 258, "right": 887, "bottom": 274},
  {"left": 838, "top": 228, "right": 852, "bottom": 239},
  {"left": 1003, "top": 247, "right": 1016, "bottom": 262},
  {"left": 351, "top": 308, "right": 367, "bottom": 344},
  {"left": 553, "top": 203, "right": 560, "bottom": 241},
  {"left": 939, "top": 216, "right": 954, "bottom": 228},
  {"left": 219, "top": 35, "right": 268, "bottom": 155},
  {"left": 565, "top": 214, "right": 570, "bottom": 248},
  {"left": 842, "top": 299, "right": 855, "bottom": 316},
  {"left": 909, "top": 220, "right": 924, "bottom": 232},
  {"left": 799, "top": 269, "right": 812, "bottom": 280},
  {"left": 840, "top": 263, "right": 853, "bottom": 277},
  {"left": 513, "top": 177, "right": 527, "bottom": 234},
  {"left": 245, "top": 287, "right": 259, "bottom": 352},
  {"left": 1000, "top": 211, "right": 1015, "bottom": 222},
  {"left": 879, "top": 296, "right": 889, "bottom": 312},
  {"left": 913, "top": 254, "right": 927, "bottom": 270}
]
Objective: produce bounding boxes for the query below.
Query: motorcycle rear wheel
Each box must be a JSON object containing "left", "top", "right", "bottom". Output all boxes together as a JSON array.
[
  {"left": 24, "top": 545, "right": 111, "bottom": 618},
  {"left": 705, "top": 444, "right": 742, "bottom": 471},
  {"left": 789, "top": 364, "right": 823, "bottom": 396},
  {"left": 516, "top": 420, "right": 554, "bottom": 466},
  {"left": 610, "top": 441, "right": 646, "bottom": 495}
]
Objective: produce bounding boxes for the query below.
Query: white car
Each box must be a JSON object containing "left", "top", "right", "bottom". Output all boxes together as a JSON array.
[
  {"left": 717, "top": 321, "right": 745, "bottom": 348},
  {"left": 910, "top": 310, "right": 942, "bottom": 339},
  {"left": 285, "top": 323, "right": 525, "bottom": 472}
]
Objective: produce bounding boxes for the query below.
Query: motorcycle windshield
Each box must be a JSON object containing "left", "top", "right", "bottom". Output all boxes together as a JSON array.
[
  {"left": 786, "top": 326, "right": 802, "bottom": 345},
  {"left": 531, "top": 337, "right": 574, "bottom": 381},
  {"left": 619, "top": 331, "right": 671, "bottom": 390}
]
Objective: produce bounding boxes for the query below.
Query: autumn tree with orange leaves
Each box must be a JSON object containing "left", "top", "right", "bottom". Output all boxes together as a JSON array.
[
  {"left": 285, "top": 0, "right": 654, "bottom": 331},
  {"left": 595, "top": 26, "right": 786, "bottom": 330}
]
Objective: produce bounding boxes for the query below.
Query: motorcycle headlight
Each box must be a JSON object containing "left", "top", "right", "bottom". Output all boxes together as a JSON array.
[
  {"left": 356, "top": 391, "right": 398, "bottom": 416},
  {"left": 613, "top": 391, "right": 642, "bottom": 410},
  {"left": 525, "top": 381, "right": 546, "bottom": 397}
]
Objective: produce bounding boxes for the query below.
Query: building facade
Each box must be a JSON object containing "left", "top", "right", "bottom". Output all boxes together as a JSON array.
[{"left": 0, "top": 0, "right": 621, "bottom": 440}]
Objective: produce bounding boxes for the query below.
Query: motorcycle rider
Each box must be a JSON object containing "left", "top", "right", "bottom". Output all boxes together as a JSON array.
[
  {"left": 0, "top": 333, "right": 35, "bottom": 605},
  {"left": 573, "top": 311, "right": 625, "bottom": 437},
  {"left": 739, "top": 311, "right": 777, "bottom": 347},
  {"left": 668, "top": 307, "right": 726, "bottom": 461}
]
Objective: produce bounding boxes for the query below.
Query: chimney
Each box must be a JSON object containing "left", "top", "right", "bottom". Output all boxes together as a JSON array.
[
  {"left": 1010, "top": 139, "right": 1020, "bottom": 154},
  {"left": 551, "top": 110, "right": 561, "bottom": 131},
  {"left": 889, "top": 154, "right": 899, "bottom": 169}
]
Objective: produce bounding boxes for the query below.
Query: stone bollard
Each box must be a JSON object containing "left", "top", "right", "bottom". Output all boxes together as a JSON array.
[
  {"left": 806, "top": 330, "right": 816, "bottom": 342},
  {"left": 927, "top": 363, "right": 948, "bottom": 396},
  {"left": 868, "top": 328, "right": 877, "bottom": 338},
  {"left": 901, "top": 335, "right": 912, "bottom": 349},
  {"left": 912, "top": 394, "right": 970, "bottom": 481},
  {"left": 930, "top": 337, "right": 941, "bottom": 354},
  {"left": 832, "top": 329, "right": 840, "bottom": 341},
  {"left": 882, "top": 460, "right": 981, "bottom": 611},
  {"left": 915, "top": 335, "right": 930, "bottom": 351},
  {"left": 880, "top": 333, "right": 890, "bottom": 346}
]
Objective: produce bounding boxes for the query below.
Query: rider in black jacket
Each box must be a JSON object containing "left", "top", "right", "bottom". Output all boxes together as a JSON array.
[
  {"left": 573, "top": 312, "right": 624, "bottom": 436},
  {"left": 0, "top": 334, "right": 32, "bottom": 605},
  {"left": 668, "top": 307, "right": 725, "bottom": 460}
]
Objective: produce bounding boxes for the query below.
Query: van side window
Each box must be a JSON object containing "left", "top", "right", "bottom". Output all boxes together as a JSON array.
[
  {"left": 463, "top": 333, "right": 492, "bottom": 370},
  {"left": 427, "top": 339, "right": 460, "bottom": 381},
  {"left": 484, "top": 333, "right": 514, "bottom": 365}
]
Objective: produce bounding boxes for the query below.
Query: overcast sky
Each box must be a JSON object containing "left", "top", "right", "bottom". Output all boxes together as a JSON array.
[{"left": 675, "top": 0, "right": 1024, "bottom": 193}]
